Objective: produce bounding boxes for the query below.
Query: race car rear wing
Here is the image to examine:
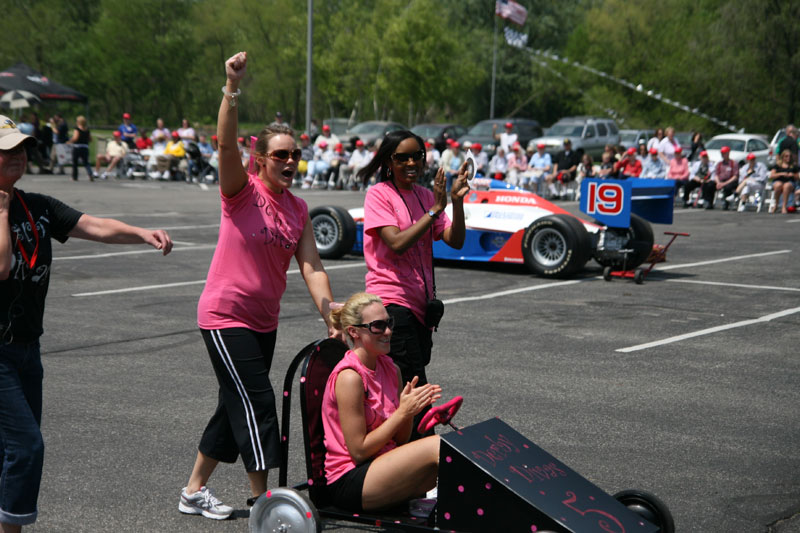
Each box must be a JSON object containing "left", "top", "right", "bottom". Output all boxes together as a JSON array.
[{"left": 579, "top": 178, "right": 675, "bottom": 228}]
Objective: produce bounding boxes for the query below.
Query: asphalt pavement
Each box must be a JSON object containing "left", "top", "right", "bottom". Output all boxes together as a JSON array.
[{"left": 16, "top": 172, "right": 800, "bottom": 532}]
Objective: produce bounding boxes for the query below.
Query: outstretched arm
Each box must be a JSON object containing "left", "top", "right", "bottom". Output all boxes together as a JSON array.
[{"left": 68, "top": 214, "right": 173, "bottom": 255}]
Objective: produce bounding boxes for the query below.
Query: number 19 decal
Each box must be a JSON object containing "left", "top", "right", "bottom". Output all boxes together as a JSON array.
[{"left": 586, "top": 182, "right": 624, "bottom": 215}]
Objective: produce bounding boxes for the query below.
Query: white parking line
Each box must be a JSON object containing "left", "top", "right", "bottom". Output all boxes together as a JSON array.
[
  {"left": 617, "top": 306, "right": 800, "bottom": 353},
  {"left": 667, "top": 279, "right": 800, "bottom": 292},
  {"left": 654, "top": 249, "right": 791, "bottom": 271},
  {"left": 55, "top": 245, "right": 216, "bottom": 261},
  {"left": 71, "top": 262, "right": 366, "bottom": 297},
  {"left": 443, "top": 280, "right": 584, "bottom": 304},
  {"left": 149, "top": 224, "right": 219, "bottom": 231},
  {"left": 788, "top": 219, "right": 800, "bottom": 224}
]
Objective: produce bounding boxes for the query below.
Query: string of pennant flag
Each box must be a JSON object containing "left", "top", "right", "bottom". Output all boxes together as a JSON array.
[{"left": 496, "top": 3, "right": 740, "bottom": 132}]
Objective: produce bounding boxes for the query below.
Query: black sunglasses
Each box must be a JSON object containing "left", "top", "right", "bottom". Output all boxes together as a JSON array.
[
  {"left": 267, "top": 149, "right": 302, "bottom": 162},
  {"left": 391, "top": 150, "right": 424, "bottom": 163},
  {"left": 353, "top": 316, "right": 394, "bottom": 334}
]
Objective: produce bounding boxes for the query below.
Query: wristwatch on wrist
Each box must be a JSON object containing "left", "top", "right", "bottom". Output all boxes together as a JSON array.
[{"left": 427, "top": 209, "right": 439, "bottom": 219}]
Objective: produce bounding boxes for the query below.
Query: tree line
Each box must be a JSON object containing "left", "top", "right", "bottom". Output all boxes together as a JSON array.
[{"left": 1, "top": 0, "right": 796, "bottom": 135}]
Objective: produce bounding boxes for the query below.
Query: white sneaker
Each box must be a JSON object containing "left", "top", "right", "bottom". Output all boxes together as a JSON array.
[
  {"left": 101, "top": 172, "right": 108, "bottom": 180},
  {"left": 148, "top": 171, "right": 160, "bottom": 180},
  {"left": 179, "top": 486, "right": 233, "bottom": 520},
  {"left": 725, "top": 194, "right": 735, "bottom": 203},
  {"left": 163, "top": 170, "right": 171, "bottom": 180},
  {"left": 737, "top": 201, "right": 746, "bottom": 212}
]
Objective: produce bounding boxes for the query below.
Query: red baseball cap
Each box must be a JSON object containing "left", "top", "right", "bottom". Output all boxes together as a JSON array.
[
  {"left": 300, "top": 133, "right": 309, "bottom": 140},
  {"left": 626, "top": 147, "right": 636, "bottom": 155},
  {"left": 700, "top": 150, "right": 708, "bottom": 157},
  {"left": 122, "top": 113, "right": 131, "bottom": 119},
  {"left": 211, "top": 135, "right": 218, "bottom": 141},
  {"left": 674, "top": 146, "right": 682, "bottom": 154},
  {"left": 746, "top": 153, "right": 756, "bottom": 160},
  {"left": 649, "top": 148, "right": 658, "bottom": 155},
  {"left": 424, "top": 141, "right": 432, "bottom": 148},
  {"left": 451, "top": 141, "right": 460, "bottom": 148},
  {"left": 355, "top": 139, "right": 364, "bottom": 147},
  {"left": 322, "top": 124, "right": 330, "bottom": 131},
  {"left": 504, "top": 122, "right": 513, "bottom": 129},
  {"left": 334, "top": 142, "right": 343, "bottom": 152},
  {"left": 113, "top": 130, "right": 121, "bottom": 137},
  {"left": 319, "top": 140, "right": 328, "bottom": 148},
  {"left": 472, "top": 143, "right": 482, "bottom": 151},
  {"left": 536, "top": 143, "right": 546, "bottom": 149},
  {"left": 171, "top": 131, "right": 179, "bottom": 139},
  {"left": 238, "top": 136, "right": 244, "bottom": 143},
  {"left": 512, "top": 141, "right": 521, "bottom": 150},
  {"left": 720, "top": 146, "right": 731, "bottom": 153}
]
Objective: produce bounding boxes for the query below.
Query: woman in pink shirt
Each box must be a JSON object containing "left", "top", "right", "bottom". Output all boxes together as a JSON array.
[
  {"left": 180, "top": 52, "right": 340, "bottom": 519},
  {"left": 323, "top": 293, "right": 442, "bottom": 511},
  {"left": 357, "top": 130, "right": 468, "bottom": 439},
  {"left": 667, "top": 146, "right": 690, "bottom": 193}
]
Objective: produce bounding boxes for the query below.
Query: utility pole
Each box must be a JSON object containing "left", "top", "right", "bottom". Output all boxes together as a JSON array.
[{"left": 306, "top": 0, "right": 313, "bottom": 134}]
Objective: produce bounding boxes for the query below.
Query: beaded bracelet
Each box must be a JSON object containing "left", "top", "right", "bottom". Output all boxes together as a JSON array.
[{"left": 221, "top": 86, "right": 241, "bottom": 107}]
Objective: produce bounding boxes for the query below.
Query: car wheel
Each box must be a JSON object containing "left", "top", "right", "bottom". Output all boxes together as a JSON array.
[
  {"left": 310, "top": 206, "right": 356, "bottom": 259},
  {"left": 521, "top": 214, "right": 592, "bottom": 277},
  {"left": 613, "top": 489, "right": 674, "bottom": 533},
  {"left": 249, "top": 488, "right": 321, "bottom": 533},
  {"left": 594, "top": 213, "right": 654, "bottom": 270}
]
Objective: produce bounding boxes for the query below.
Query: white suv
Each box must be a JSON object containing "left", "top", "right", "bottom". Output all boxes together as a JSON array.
[{"left": 528, "top": 116, "right": 620, "bottom": 160}]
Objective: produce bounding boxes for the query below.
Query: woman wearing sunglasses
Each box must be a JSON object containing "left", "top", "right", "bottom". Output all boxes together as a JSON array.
[
  {"left": 356, "top": 130, "right": 468, "bottom": 440},
  {"left": 0, "top": 115, "right": 173, "bottom": 533},
  {"left": 323, "top": 292, "right": 442, "bottom": 512},
  {"left": 180, "top": 51, "right": 341, "bottom": 520}
]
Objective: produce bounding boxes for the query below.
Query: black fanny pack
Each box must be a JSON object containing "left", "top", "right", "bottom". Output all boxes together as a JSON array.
[{"left": 425, "top": 298, "right": 444, "bottom": 329}]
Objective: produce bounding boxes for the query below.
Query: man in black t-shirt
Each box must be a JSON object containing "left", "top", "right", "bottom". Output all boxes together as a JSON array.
[
  {"left": 777, "top": 125, "right": 798, "bottom": 162},
  {"left": 546, "top": 138, "right": 581, "bottom": 198},
  {"left": 0, "top": 115, "right": 174, "bottom": 531}
]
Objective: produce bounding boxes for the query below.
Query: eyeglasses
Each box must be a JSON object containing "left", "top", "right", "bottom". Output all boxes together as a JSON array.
[
  {"left": 267, "top": 149, "right": 302, "bottom": 162},
  {"left": 391, "top": 150, "right": 424, "bottom": 163},
  {"left": 353, "top": 317, "right": 394, "bottom": 334}
]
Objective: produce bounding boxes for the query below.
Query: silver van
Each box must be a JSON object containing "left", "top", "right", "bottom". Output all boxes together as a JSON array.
[{"left": 528, "top": 116, "right": 620, "bottom": 159}]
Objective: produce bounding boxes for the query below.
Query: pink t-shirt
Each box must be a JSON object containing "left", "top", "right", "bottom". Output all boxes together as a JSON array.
[
  {"left": 197, "top": 174, "right": 308, "bottom": 332},
  {"left": 322, "top": 350, "right": 399, "bottom": 484},
  {"left": 667, "top": 157, "right": 689, "bottom": 180},
  {"left": 363, "top": 181, "right": 451, "bottom": 324}
]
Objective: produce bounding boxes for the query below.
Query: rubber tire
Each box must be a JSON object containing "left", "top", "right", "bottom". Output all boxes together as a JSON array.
[
  {"left": 613, "top": 489, "right": 675, "bottom": 533},
  {"left": 634, "top": 268, "right": 645, "bottom": 284},
  {"left": 603, "top": 266, "right": 612, "bottom": 281},
  {"left": 521, "top": 214, "right": 592, "bottom": 278},
  {"left": 594, "top": 213, "right": 654, "bottom": 270},
  {"left": 310, "top": 206, "right": 356, "bottom": 259},
  {"left": 249, "top": 488, "right": 321, "bottom": 533}
]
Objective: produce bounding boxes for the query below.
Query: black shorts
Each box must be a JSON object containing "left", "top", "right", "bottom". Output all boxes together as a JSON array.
[
  {"left": 198, "top": 328, "right": 280, "bottom": 472},
  {"left": 326, "top": 460, "right": 373, "bottom": 512}
]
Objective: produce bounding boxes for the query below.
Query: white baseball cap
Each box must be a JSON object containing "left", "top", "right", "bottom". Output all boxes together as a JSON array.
[{"left": 0, "top": 115, "right": 36, "bottom": 150}]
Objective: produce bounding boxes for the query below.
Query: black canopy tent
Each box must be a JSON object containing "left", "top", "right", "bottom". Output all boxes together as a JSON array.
[{"left": 0, "top": 62, "right": 87, "bottom": 104}]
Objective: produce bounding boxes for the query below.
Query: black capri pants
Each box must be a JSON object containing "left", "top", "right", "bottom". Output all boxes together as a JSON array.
[{"left": 198, "top": 328, "right": 280, "bottom": 472}]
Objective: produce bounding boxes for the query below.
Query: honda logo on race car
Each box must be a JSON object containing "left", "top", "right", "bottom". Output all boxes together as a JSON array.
[{"left": 585, "top": 182, "right": 624, "bottom": 215}]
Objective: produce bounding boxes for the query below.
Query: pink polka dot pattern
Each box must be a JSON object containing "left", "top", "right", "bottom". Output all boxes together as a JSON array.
[
  {"left": 523, "top": 443, "right": 530, "bottom": 449},
  {"left": 444, "top": 512, "right": 451, "bottom": 520},
  {"left": 282, "top": 436, "right": 287, "bottom": 441},
  {"left": 539, "top": 490, "right": 546, "bottom": 495},
  {"left": 485, "top": 482, "right": 492, "bottom": 490},
  {"left": 283, "top": 391, "right": 288, "bottom": 397},
  {"left": 477, "top": 508, "right": 484, "bottom": 516},
  {"left": 314, "top": 389, "right": 319, "bottom": 396},
  {"left": 306, "top": 511, "right": 312, "bottom": 518},
  {"left": 308, "top": 479, "right": 314, "bottom": 486},
  {"left": 457, "top": 485, "right": 464, "bottom": 493},
  {"left": 445, "top": 456, "right": 452, "bottom": 463},
  {"left": 531, "top": 526, "right": 537, "bottom": 532},
  {"left": 300, "top": 376, "right": 306, "bottom": 383},
  {"left": 266, "top": 490, "right": 272, "bottom": 498}
]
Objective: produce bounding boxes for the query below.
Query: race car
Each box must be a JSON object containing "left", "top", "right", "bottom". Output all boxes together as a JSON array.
[{"left": 310, "top": 178, "right": 675, "bottom": 278}]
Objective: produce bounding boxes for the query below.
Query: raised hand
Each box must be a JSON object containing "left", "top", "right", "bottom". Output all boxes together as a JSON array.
[
  {"left": 451, "top": 161, "right": 471, "bottom": 201},
  {"left": 225, "top": 52, "right": 247, "bottom": 83},
  {"left": 432, "top": 167, "right": 447, "bottom": 212}
]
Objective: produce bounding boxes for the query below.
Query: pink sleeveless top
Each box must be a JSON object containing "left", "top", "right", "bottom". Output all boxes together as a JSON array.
[{"left": 322, "top": 349, "right": 399, "bottom": 483}]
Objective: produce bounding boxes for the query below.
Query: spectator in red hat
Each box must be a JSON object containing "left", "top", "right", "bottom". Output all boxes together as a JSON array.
[
  {"left": 735, "top": 153, "right": 768, "bottom": 211},
  {"left": 488, "top": 146, "right": 508, "bottom": 180},
  {"left": 328, "top": 142, "right": 350, "bottom": 189},
  {"left": 683, "top": 150, "right": 712, "bottom": 207},
  {"left": 667, "top": 146, "right": 689, "bottom": 192},
  {"left": 546, "top": 139, "right": 580, "bottom": 197},
  {"left": 342, "top": 138, "right": 373, "bottom": 190},
  {"left": 153, "top": 131, "right": 187, "bottom": 180},
  {"left": 468, "top": 142, "right": 487, "bottom": 177},
  {"left": 118, "top": 112, "right": 138, "bottom": 149},
  {"left": 614, "top": 146, "right": 642, "bottom": 178},
  {"left": 492, "top": 121, "right": 518, "bottom": 153},
  {"left": 768, "top": 149, "right": 798, "bottom": 214},
  {"left": 708, "top": 145, "right": 738, "bottom": 209},
  {"left": 94, "top": 130, "right": 128, "bottom": 179},
  {"left": 506, "top": 141, "right": 528, "bottom": 187},
  {"left": 314, "top": 123, "right": 340, "bottom": 150},
  {"left": 641, "top": 147, "right": 667, "bottom": 179}
]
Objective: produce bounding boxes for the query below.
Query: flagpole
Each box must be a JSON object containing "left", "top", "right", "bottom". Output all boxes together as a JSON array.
[{"left": 490, "top": 14, "right": 497, "bottom": 119}]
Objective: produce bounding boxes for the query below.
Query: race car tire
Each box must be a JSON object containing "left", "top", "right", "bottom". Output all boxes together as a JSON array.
[
  {"left": 521, "top": 214, "right": 592, "bottom": 278},
  {"left": 593, "top": 213, "right": 654, "bottom": 270},
  {"left": 613, "top": 489, "right": 674, "bottom": 533},
  {"left": 310, "top": 206, "right": 356, "bottom": 259},
  {"left": 249, "top": 487, "right": 321, "bottom": 533}
]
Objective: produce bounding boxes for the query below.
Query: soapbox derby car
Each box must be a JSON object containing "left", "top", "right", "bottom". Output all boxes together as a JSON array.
[
  {"left": 310, "top": 178, "right": 677, "bottom": 278},
  {"left": 248, "top": 338, "right": 676, "bottom": 532}
]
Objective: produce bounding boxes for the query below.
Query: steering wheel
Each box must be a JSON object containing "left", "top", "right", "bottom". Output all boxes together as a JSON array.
[{"left": 417, "top": 396, "right": 463, "bottom": 434}]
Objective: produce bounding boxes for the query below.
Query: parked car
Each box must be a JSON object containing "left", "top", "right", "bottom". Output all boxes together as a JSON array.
[
  {"left": 528, "top": 116, "right": 620, "bottom": 159},
  {"left": 767, "top": 128, "right": 799, "bottom": 165},
  {"left": 322, "top": 118, "right": 353, "bottom": 138},
  {"left": 457, "top": 118, "right": 543, "bottom": 155},
  {"left": 345, "top": 120, "right": 407, "bottom": 147},
  {"left": 619, "top": 129, "right": 654, "bottom": 150},
  {"left": 410, "top": 123, "right": 467, "bottom": 153},
  {"left": 674, "top": 131, "right": 693, "bottom": 153},
  {"left": 704, "top": 134, "right": 770, "bottom": 166}
]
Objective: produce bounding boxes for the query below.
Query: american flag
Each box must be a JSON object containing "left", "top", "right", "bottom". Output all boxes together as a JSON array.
[{"left": 495, "top": 0, "right": 528, "bottom": 26}]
